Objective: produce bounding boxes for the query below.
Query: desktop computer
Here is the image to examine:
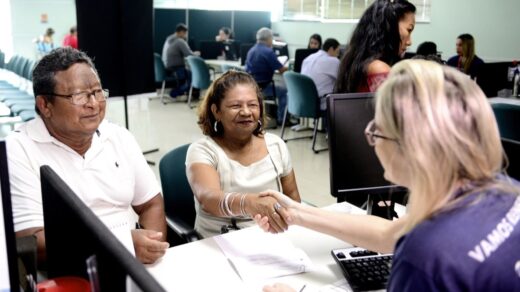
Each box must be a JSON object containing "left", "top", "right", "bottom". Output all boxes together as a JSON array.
[{"left": 41, "top": 165, "right": 165, "bottom": 292}]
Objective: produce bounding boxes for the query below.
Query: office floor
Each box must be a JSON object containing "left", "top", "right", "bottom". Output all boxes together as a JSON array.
[{"left": 1, "top": 94, "right": 336, "bottom": 207}]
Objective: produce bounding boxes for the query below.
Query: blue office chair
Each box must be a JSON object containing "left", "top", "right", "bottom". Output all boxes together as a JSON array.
[
  {"left": 492, "top": 103, "right": 520, "bottom": 141},
  {"left": 153, "top": 53, "right": 179, "bottom": 105},
  {"left": 282, "top": 71, "right": 327, "bottom": 153},
  {"left": 159, "top": 144, "right": 202, "bottom": 245},
  {"left": 186, "top": 56, "right": 211, "bottom": 108}
]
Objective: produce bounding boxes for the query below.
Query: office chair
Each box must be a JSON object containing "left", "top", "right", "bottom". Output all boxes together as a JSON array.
[
  {"left": 282, "top": 71, "right": 327, "bottom": 153},
  {"left": 491, "top": 103, "right": 520, "bottom": 141},
  {"left": 152, "top": 53, "right": 179, "bottom": 104},
  {"left": 186, "top": 56, "right": 211, "bottom": 108},
  {"left": 159, "top": 144, "right": 202, "bottom": 245}
]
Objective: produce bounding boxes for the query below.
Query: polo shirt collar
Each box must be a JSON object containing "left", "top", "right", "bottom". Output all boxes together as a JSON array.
[{"left": 26, "top": 115, "right": 109, "bottom": 145}]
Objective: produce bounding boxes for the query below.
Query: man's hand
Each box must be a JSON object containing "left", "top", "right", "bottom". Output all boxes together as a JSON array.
[
  {"left": 254, "top": 190, "right": 301, "bottom": 233},
  {"left": 246, "top": 193, "right": 289, "bottom": 233},
  {"left": 131, "top": 229, "right": 169, "bottom": 264}
]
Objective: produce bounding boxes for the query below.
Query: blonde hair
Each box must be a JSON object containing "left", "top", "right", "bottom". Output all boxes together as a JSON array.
[{"left": 375, "top": 60, "right": 505, "bottom": 234}]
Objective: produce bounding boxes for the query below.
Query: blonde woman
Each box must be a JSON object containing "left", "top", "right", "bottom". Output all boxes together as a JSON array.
[
  {"left": 447, "top": 33, "right": 484, "bottom": 79},
  {"left": 259, "top": 60, "right": 520, "bottom": 291}
]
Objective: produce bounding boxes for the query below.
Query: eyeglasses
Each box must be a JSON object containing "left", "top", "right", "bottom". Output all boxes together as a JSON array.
[
  {"left": 46, "top": 89, "right": 109, "bottom": 105},
  {"left": 365, "top": 120, "right": 398, "bottom": 146}
]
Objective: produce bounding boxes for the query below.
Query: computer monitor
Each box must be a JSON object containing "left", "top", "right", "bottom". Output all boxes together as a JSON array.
[
  {"left": 327, "top": 93, "right": 406, "bottom": 207},
  {"left": 41, "top": 165, "right": 165, "bottom": 292},
  {"left": 199, "top": 40, "right": 224, "bottom": 60},
  {"left": 293, "top": 48, "right": 319, "bottom": 73},
  {"left": 223, "top": 40, "right": 240, "bottom": 61},
  {"left": 0, "top": 140, "right": 20, "bottom": 292},
  {"left": 476, "top": 62, "right": 513, "bottom": 97},
  {"left": 272, "top": 41, "right": 289, "bottom": 58}
]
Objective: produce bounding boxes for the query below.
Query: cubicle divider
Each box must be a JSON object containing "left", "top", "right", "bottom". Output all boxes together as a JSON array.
[{"left": 154, "top": 8, "right": 271, "bottom": 55}]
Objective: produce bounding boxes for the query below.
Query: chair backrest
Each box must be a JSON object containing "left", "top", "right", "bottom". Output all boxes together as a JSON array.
[
  {"left": 5, "top": 55, "right": 19, "bottom": 72},
  {"left": 492, "top": 103, "right": 520, "bottom": 141},
  {"left": 186, "top": 56, "right": 211, "bottom": 90},
  {"left": 159, "top": 144, "right": 196, "bottom": 228},
  {"left": 153, "top": 53, "right": 166, "bottom": 83},
  {"left": 23, "top": 60, "right": 35, "bottom": 81},
  {"left": 0, "top": 51, "right": 5, "bottom": 69},
  {"left": 283, "top": 71, "right": 319, "bottom": 118},
  {"left": 16, "top": 57, "right": 29, "bottom": 77}
]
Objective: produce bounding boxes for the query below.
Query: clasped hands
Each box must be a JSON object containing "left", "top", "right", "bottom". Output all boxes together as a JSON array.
[{"left": 252, "top": 190, "right": 299, "bottom": 234}]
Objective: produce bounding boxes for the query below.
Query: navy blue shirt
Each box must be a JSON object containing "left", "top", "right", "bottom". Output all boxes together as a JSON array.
[
  {"left": 245, "top": 43, "right": 283, "bottom": 83},
  {"left": 446, "top": 55, "right": 484, "bottom": 79},
  {"left": 388, "top": 179, "right": 520, "bottom": 291}
]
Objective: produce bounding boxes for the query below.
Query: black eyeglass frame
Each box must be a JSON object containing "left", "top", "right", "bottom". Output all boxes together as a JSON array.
[
  {"left": 43, "top": 89, "right": 109, "bottom": 105},
  {"left": 364, "top": 119, "right": 399, "bottom": 146}
]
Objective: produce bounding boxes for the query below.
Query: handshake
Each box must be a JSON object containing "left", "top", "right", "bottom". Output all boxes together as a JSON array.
[{"left": 253, "top": 190, "right": 301, "bottom": 234}]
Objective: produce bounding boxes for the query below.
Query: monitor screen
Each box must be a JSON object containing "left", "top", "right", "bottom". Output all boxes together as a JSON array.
[
  {"left": 199, "top": 40, "right": 224, "bottom": 60},
  {"left": 476, "top": 62, "right": 513, "bottom": 97},
  {"left": 503, "top": 138, "right": 520, "bottom": 181},
  {"left": 293, "top": 48, "right": 319, "bottom": 73},
  {"left": 41, "top": 165, "right": 165, "bottom": 292},
  {"left": 327, "top": 93, "right": 405, "bottom": 206},
  {"left": 272, "top": 41, "right": 289, "bottom": 58},
  {"left": 0, "top": 140, "right": 19, "bottom": 292}
]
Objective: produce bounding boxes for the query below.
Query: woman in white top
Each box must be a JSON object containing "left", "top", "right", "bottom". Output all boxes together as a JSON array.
[{"left": 186, "top": 70, "right": 301, "bottom": 238}]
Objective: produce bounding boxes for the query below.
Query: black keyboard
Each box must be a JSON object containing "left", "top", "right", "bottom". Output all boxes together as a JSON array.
[{"left": 331, "top": 247, "right": 393, "bottom": 291}]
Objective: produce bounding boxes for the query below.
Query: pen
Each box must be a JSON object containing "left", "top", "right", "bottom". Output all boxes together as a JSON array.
[{"left": 299, "top": 284, "right": 306, "bottom": 292}]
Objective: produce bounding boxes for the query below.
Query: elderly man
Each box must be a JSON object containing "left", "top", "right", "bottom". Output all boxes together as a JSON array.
[
  {"left": 7, "top": 47, "right": 168, "bottom": 265},
  {"left": 245, "top": 27, "right": 288, "bottom": 125}
]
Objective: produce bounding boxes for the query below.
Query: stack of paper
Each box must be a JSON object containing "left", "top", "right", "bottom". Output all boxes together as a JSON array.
[{"left": 214, "top": 227, "right": 314, "bottom": 281}]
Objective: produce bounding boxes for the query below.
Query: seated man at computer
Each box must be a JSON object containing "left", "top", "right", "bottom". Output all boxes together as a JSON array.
[
  {"left": 7, "top": 47, "right": 169, "bottom": 265},
  {"left": 162, "top": 23, "right": 198, "bottom": 99},
  {"left": 245, "top": 27, "right": 288, "bottom": 125},
  {"left": 301, "top": 38, "right": 340, "bottom": 119}
]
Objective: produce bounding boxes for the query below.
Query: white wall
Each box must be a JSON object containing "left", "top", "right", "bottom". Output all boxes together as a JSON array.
[
  {"left": 273, "top": 0, "right": 520, "bottom": 62},
  {"left": 10, "top": 0, "right": 76, "bottom": 60}
]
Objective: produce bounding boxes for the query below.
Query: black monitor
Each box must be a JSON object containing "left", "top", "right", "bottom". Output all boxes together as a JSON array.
[
  {"left": 272, "top": 42, "right": 289, "bottom": 58},
  {"left": 199, "top": 40, "right": 224, "bottom": 59},
  {"left": 41, "top": 165, "right": 165, "bottom": 292},
  {"left": 476, "top": 62, "right": 513, "bottom": 97},
  {"left": 293, "top": 48, "right": 319, "bottom": 73},
  {"left": 223, "top": 40, "right": 240, "bottom": 61},
  {"left": 327, "top": 93, "right": 406, "bottom": 207},
  {"left": 0, "top": 140, "right": 20, "bottom": 291}
]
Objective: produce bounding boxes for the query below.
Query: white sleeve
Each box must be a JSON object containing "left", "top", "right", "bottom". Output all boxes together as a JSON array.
[
  {"left": 118, "top": 128, "right": 161, "bottom": 206},
  {"left": 185, "top": 139, "right": 218, "bottom": 168},
  {"left": 6, "top": 134, "right": 44, "bottom": 232},
  {"left": 279, "top": 139, "right": 293, "bottom": 177}
]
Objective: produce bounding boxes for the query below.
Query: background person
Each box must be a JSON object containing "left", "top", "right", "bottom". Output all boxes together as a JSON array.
[
  {"left": 186, "top": 70, "right": 300, "bottom": 238},
  {"left": 447, "top": 33, "right": 484, "bottom": 79},
  {"left": 259, "top": 60, "right": 520, "bottom": 291},
  {"left": 7, "top": 47, "right": 168, "bottom": 265},
  {"left": 162, "top": 23, "right": 199, "bottom": 99},
  {"left": 35, "top": 27, "right": 55, "bottom": 58},
  {"left": 215, "top": 27, "right": 233, "bottom": 42},
  {"left": 334, "top": 0, "right": 416, "bottom": 93},
  {"left": 307, "top": 33, "right": 322, "bottom": 49},
  {"left": 62, "top": 26, "right": 78, "bottom": 49},
  {"left": 301, "top": 38, "right": 340, "bottom": 116},
  {"left": 411, "top": 41, "right": 443, "bottom": 63},
  {"left": 245, "top": 27, "right": 289, "bottom": 125}
]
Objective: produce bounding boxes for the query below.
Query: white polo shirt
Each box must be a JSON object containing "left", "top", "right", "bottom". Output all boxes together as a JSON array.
[
  {"left": 301, "top": 50, "right": 340, "bottom": 110},
  {"left": 6, "top": 115, "right": 161, "bottom": 232}
]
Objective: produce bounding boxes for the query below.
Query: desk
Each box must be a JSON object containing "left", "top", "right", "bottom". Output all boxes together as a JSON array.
[
  {"left": 145, "top": 203, "right": 365, "bottom": 291},
  {"left": 205, "top": 59, "right": 242, "bottom": 73},
  {"left": 489, "top": 96, "right": 520, "bottom": 106}
]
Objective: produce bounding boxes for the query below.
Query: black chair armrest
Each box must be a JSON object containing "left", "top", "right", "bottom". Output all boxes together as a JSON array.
[
  {"left": 166, "top": 217, "right": 202, "bottom": 244},
  {"left": 16, "top": 235, "right": 37, "bottom": 282}
]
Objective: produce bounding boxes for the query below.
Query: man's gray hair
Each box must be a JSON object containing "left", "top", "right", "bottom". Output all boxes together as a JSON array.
[{"left": 256, "top": 27, "right": 273, "bottom": 43}]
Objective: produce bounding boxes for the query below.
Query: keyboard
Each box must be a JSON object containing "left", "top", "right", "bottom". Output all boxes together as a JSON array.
[{"left": 331, "top": 247, "right": 393, "bottom": 291}]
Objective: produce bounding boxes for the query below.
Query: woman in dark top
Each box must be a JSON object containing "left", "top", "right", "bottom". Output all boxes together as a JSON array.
[
  {"left": 335, "top": 0, "right": 416, "bottom": 93},
  {"left": 307, "top": 33, "right": 322, "bottom": 49},
  {"left": 447, "top": 33, "right": 484, "bottom": 79}
]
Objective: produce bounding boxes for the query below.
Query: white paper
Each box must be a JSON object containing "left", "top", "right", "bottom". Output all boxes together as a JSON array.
[
  {"left": 214, "top": 227, "right": 314, "bottom": 281},
  {"left": 100, "top": 212, "right": 135, "bottom": 256},
  {"left": 318, "top": 278, "right": 352, "bottom": 292}
]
